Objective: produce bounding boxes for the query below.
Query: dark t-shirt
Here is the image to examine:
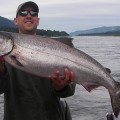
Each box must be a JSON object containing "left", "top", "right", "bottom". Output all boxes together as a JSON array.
[{"left": 0, "top": 62, "right": 75, "bottom": 120}]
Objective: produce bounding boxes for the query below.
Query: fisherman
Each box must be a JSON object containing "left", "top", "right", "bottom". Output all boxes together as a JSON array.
[{"left": 0, "top": 1, "right": 76, "bottom": 120}]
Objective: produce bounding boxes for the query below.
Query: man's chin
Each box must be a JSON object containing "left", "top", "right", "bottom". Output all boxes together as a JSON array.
[{"left": 25, "top": 27, "right": 34, "bottom": 31}]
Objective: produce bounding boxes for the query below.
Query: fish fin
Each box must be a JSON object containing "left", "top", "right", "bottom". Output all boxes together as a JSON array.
[
  {"left": 82, "top": 83, "right": 100, "bottom": 92},
  {"left": 52, "top": 37, "right": 74, "bottom": 47},
  {"left": 105, "top": 67, "right": 111, "bottom": 74},
  {"left": 109, "top": 81, "right": 120, "bottom": 118},
  {"left": 10, "top": 55, "right": 24, "bottom": 67}
]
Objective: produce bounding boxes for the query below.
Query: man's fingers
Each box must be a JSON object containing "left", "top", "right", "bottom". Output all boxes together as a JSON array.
[
  {"left": 55, "top": 70, "right": 60, "bottom": 78},
  {"left": 70, "top": 71, "right": 75, "bottom": 82},
  {"left": 48, "top": 70, "right": 61, "bottom": 81},
  {"left": 48, "top": 68, "right": 75, "bottom": 83},
  {"left": 64, "top": 68, "right": 70, "bottom": 81}
]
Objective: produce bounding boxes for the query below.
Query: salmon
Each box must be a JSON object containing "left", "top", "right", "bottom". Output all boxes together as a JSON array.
[{"left": 0, "top": 31, "right": 120, "bottom": 117}]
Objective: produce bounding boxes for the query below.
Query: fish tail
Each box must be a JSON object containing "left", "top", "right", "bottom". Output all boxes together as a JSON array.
[{"left": 110, "top": 81, "right": 120, "bottom": 118}]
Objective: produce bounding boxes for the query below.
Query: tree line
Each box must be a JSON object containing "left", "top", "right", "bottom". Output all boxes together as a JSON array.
[
  {"left": 78, "top": 31, "right": 120, "bottom": 36},
  {"left": 0, "top": 26, "right": 69, "bottom": 37}
]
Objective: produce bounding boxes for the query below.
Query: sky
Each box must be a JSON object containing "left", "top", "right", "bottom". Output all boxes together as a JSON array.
[{"left": 0, "top": 0, "right": 120, "bottom": 33}]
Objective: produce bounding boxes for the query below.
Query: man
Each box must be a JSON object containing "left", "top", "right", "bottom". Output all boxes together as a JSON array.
[{"left": 0, "top": 1, "right": 76, "bottom": 120}]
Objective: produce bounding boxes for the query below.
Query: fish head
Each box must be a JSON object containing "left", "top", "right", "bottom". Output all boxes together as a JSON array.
[{"left": 0, "top": 32, "right": 14, "bottom": 56}]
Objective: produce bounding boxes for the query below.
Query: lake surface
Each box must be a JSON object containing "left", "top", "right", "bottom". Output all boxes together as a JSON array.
[
  {"left": 0, "top": 36, "right": 120, "bottom": 120},
  {"left": 64, "top": 36, "right": 120, "bottom": 120}
]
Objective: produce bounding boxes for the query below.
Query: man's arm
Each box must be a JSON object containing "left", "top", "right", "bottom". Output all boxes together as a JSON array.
[{"left": 49, "top": 68, "right": 76, "bottom": 98}]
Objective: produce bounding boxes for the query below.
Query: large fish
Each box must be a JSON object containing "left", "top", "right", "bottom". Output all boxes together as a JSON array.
[{"left": 0, "top": 31, "right": 120, "bottom": 117}]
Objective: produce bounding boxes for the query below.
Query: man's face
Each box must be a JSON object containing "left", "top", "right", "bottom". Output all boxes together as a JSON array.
[{"left": 14, "top": 6, "right": 39, "bottom": 34}]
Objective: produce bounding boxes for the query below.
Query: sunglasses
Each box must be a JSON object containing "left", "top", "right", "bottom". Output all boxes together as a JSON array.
[{"left": 19, "top": 10, "right": 38, "bottom": 17}]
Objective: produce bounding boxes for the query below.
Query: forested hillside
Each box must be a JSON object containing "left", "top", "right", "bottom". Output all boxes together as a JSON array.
[{"left": 0, "top": 16, "right": 69, "bottom": 37}]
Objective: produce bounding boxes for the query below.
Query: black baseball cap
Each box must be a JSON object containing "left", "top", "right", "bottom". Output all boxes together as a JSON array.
[{"left": 16, "top": 1, "right": 39, "bottom": 16}]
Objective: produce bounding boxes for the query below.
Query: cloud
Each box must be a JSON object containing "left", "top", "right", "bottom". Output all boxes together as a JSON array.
[{"left": 0, "top": 0, "right": 120, "bottom": 33}]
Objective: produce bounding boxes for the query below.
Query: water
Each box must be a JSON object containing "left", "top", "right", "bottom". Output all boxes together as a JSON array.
[
  {"left": 0, "top": 36, "right": 120, "bottom": 120},
  {"left": 64, "top": 36, "right": 120, "bottom": 120}
]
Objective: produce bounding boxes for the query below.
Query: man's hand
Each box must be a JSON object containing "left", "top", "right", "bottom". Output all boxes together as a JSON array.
[
  {"left": 48, "top": 68, "right": 75, "bottom": 91},
  {"left": 0, "top": 57, "right": 5, "bottom": 74}
]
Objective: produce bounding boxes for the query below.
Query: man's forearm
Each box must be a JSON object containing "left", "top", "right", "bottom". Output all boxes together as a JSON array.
[{"left": 54, "top": 82, "right": 76, "bottom": 98}]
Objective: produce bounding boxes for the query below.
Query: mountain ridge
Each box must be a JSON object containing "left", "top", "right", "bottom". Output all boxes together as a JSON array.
[
  {"left": 0, "top": 16, "right": 16, "bottom": 28},
  {"left": 1, "top": 16, "right": 120, "bottom": 36},
  {"left": 70, "top": 26, "right": 120, "bottom": 36}
]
